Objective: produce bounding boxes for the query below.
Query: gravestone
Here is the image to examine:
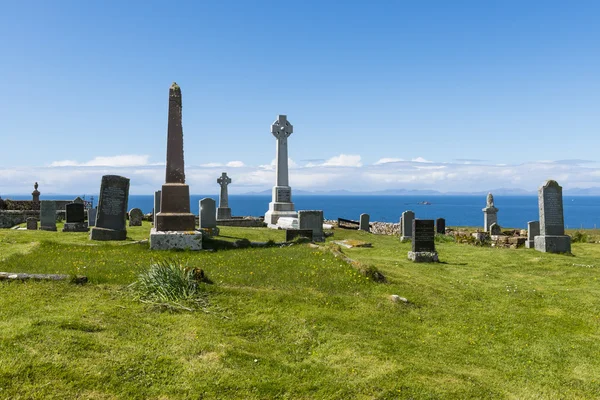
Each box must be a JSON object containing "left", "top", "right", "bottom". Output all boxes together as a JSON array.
[
  {"left": 153, "top": 190, "right": 161, "bottom": 226},
  {"left": 87, "top": 208, "right": 97, "bottom": 227},
  {"left": 400, "top": 210, "right": 414, "bottom": 242},
  {"left": 286, "top": 229, "right": 313, "bottom": 242},
  {"left": 129, "top": 208, "right": 143, "bottom": 226},
  {"left": 39, "top": 200, "right": 57, "bottom": 231},
  {"left": 73, "top": 196, "right": 84, "bottom": 204},
  {"left": 90, "top": 175, "right": 130, "bottom": 241},
  {"left": 408, "top": 219, "right": 438, "bottom": 262},
  {"left": 482, "top": 193, "right": 498, "bottom": 232},
  {"left": 534, "top": 180, "right": 571, "bottom": 253},
  {"left": 436, "top": 218, "right": 445, "bottom": 234},
  {"left": 151, "top": 83, "right": 201, "bottom": 250},
  {"left": 359, "top": 213, "right": 370, "bottom": 232},
  {"left": 216, "top": 172, "right": 232, "bottom": 220},
  {"left": 199, "top": 198, "right": 218, "bottom": 235},
  {"left": 277, "top": 217, "right": 299, "bottom": 229},
  {"left": 298, "top": 210, "right": 324, "bottom": 242},
  {"left": 264, "top": 115, "right": 297, "bottom": 225},
  {"left": 26, "top": 217, "right": 37, "bottom": 230},
  {"left": 526, "top": 220, "right": 539, "bottom": 249},
  {"left": 490, "top": 222, "right": 502, "bottom": 235},
  {"left": 63, "top": 203, "right": 88, "bottom": 232}
]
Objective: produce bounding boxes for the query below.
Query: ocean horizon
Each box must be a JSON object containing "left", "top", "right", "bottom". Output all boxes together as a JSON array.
[{"left": 5, "top": 194, "right": 600, "bottom": 229}]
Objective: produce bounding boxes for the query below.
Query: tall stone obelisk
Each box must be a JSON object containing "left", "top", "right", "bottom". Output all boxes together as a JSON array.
[
  {"left": 264, "top": 115, "right": 297, "bottom": 225},
  {"left": 155, "top": 82, "right": 196, "bottom": 232}
]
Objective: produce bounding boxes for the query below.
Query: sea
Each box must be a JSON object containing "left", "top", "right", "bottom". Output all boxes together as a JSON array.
[{"left": 7, "top": 194, "right": 600, "bottom": 229}]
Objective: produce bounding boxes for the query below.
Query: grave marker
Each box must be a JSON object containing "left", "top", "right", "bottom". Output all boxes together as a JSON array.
[
  {"left": 534, "top": 180, "right": 571, "bottom": 253},
  {"left": 90, "top": 175, "right": 130, "bottom": 241}
]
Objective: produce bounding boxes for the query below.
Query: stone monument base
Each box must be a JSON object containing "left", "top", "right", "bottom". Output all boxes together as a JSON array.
[
  {"left": 265, "top": 208, "right": 297, "bottom": 226},
  {"left": 525, "top": 240, "right": 534, "bottom": 249},
  {"left": 199, "top": 227, "right": 220, "bottom": 237},
  {"left": 40, "top": 226, "right": 57, "bottom": 232},
  {"left": 62, "top": 222, "right": 89, "bottom": 232},
  {"left": 408, "top": 251, "right": 439, "bottom": 263},
  {"left": 216, "top": 207, "right": 232, "bottom": 220},
  {"left": 534, "top": 235, "right": 571, "bottom": 253},
  {"left": 149, "top": 228, "right": 202, "bottom": 251},
  {"left": 90, "top": 227, "right": 127, "bottom": 241}
]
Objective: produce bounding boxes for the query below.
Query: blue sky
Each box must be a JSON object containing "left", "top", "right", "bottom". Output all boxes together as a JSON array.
[{"left": 1, "top": 1, "right": 599, "bottom": 194}]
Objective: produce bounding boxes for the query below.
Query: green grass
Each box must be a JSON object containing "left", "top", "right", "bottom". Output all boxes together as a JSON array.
[{"left": 1, "top": 225, "right": 600, "bottom": 398}]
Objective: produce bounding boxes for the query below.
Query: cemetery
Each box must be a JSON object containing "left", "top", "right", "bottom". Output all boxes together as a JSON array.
[{"left": 0, "top": 84, "right": 597, "bottom": 398}]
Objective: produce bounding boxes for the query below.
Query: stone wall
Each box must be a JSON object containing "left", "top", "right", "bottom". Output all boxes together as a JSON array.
[{"left": 0, "top": 211, "right": 39, "bottom": 228}]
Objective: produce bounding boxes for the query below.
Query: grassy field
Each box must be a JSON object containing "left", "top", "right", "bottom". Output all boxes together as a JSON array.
[{"left": 1, "top": 223, "right": 600, "bottom": 399}]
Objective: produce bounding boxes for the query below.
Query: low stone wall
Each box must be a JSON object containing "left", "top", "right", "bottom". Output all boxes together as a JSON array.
[
  {"left": 217, "top": 217, "right": 266, "bottom": 227},
  {"left": 0, "top": 210, "right": 39, "bottom": 228}
]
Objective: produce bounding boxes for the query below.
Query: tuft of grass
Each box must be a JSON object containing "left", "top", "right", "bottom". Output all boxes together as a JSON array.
[
  {"left": 131, "top": 259, "right": 211, "bottom": 311},
  {"left": 571, "top": 231, "right": 590, "bottom": 243}
]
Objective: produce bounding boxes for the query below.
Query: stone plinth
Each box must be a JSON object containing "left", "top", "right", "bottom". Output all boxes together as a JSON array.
[
  {"left": 156, "top": 184, "right": 195, "bottom": 232},
  {"left": 63, "top": 222, "right": 89, "bottom": 232},
  {"left": 265, "top": 186, "right": 297, "bottom": 225},
  {"left": 90, "top": 227, "right": 127, "bottom": 241},
  {"left": 149, "top": 228, "right": 202, "bottom": 251},
  {"left": 534, "top": 235, "right": 571, "bottom": 253},
  {"left": 217, "top": 207, "right": 232, "bottom": 220},
  {"left": 482, "top": 207, "right": 498, "bottom": 232},
  {"left": 408, "top": 251, "right": 439, "bottom": 263}
]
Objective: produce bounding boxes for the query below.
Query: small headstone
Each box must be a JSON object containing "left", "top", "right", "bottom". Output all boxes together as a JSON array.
[
  {"left": 277, "top": 217, "right": 299, "bottom": 229},
  {"left": 63, "top": 203, "right": 89, "bottom": 232},
  {"left": 298, "top": 210, "right": 324, "bottom": 242},
  {"left": 490, "top": 222, "right": 502, "bottom": 235},
  {"left": 199, "top": 198, "right": 217, "bottom": 229},
  {"left": 73, "top": 196, "right": 84, "bottom": 204},
  {"left": 153, "top": 190, "right": 161, "bottom": 226},
  {"left": 128, "top": 208, "right": 143, "bottom": 227},
  {"left": 90, "top": 175, "right": 130, "bottom": 241},
  {"left": 400, "top": 211, "right": 414, "bottom": 242},
  {"left": 87, "top": 208, "right": 97, "bottom": 227},
  {"left": 408, "top": 219, "right": 438, "bottom": 262},
  {"left": 359, "top": 213, "right": 370, "bottom": 232},
  {"left": 26, "top": 217, "right": 37, "bottom": 230},
  {"left": 39, "top": 200, "right": 57, "bottom": 231},
  {"left": 436, "top": 218, "right": 446, "bottom": 234},
  {"left": 526, "top": 221, "right": 539, "bottom": 249},
  {"left": 534, "top": 180, "right": 571, "bottom": 253},
  {"left": 285, "top": 229, "right": 313, "bottom": 242},
  {"left": 482, "top": 193, "right": 499, "bottom": 232}
]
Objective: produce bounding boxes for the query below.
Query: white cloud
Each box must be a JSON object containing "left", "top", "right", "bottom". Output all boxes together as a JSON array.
[
  {"left": 411, "top": 157, "right": 432, "bottom": 163},
  {"left": 308, "top": 154, "right": 362, "bottom": 167},
  {"left": 374, "top": 158, "right": 404, "bottom": 165},
  {"left": 226, "top": 161, "right": 245, "bottom": 168},
  {"left": 50, "top": 155, "right": 151, "bottom": 167}
]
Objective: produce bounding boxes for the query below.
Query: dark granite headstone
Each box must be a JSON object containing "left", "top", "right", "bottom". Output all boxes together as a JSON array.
[
  {"left": 90, "top": 175, "right": 130, "bottom": 241},
  {"left": 66, "top": 203, "right": 85, "bottom": 223},
  {"left": 26, "top": 217, "right": 37, "bottom": 230},
  {"left": 534, "top": 180, "right": 571, "bottom": 253},
  {"left": 286, "top": 229, "right": 313, "bottom": 242},
  {"left": 436, "top": 218, "right": 445, "bottom": 234},
  {"left": 412, "top": 219, "right": 435, "bottom": 252}
]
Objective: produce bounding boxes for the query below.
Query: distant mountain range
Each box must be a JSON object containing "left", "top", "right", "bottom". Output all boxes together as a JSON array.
[{"left": 242, "top": 187, "right": 600, "bottom": 196}]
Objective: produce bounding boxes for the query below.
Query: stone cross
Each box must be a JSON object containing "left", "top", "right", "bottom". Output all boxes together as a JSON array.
[
  {"left": 271, "top": 115, "right": 293, "bottom": 187},
  {"left": 217, "top": 172, "right": 232, "bottom": 208}
]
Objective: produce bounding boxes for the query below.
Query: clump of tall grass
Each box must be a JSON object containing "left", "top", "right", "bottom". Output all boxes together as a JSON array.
[
  {"left": 131, "top": 258, "right": 211, "bottom": 311},
  {"left": 571, "top": 231, "right": 589, "bottom": 243}
]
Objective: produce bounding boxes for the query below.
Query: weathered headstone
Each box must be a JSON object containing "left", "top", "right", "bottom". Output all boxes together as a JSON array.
[
  {"left": 534, "top": 180, "right": 571, "bottom": 253},
  {"left": 436, "top": 218, "right": 445, "bottom": 234},
  {"left": 298, "top": 210, "right": 324, "bottom": 242},
  {"left": 526, "top": 221, "right": 539, "bottom": 249},
  {"left": 90, "top": 175, "right": 130, "bottom": 241},
  {"left": 400, "top": 211, "right": 414, "bottom": 242},
  {"left": 39, "top": 200, "right": 57, "bottom": 231},
  {"left": 216, "top": 172, "right": 232, "bottom": 220},
  {"left": 128, "top": 208, "right": 143, "bottom": 227},
  {"left": 265, "top": 115, "right": 297, "bottom": 225},
  {"left": 199, "top": 198, "right": 218, "bottom": 235},
  {"left": 482, "top": 193, "right": 498, "bottom": 232},
  {"left": 153, "top": 190, "right": 161, "bottom": 226},
  {"left": 26, "top": 217, "right": 37, "bottom": 230},
  {"left": 87, "top": 208, "right": 97, "bottom": 227},
  {"left": 286, "top": 229, "right": 313, "bottom": 242},
  {"left": 63, "top": 203, "right": 89, "bottom": 232},
  {"left": 408, "top": 219, "right": 438, "bottom": 262},
  {"left": 490, "top": 222, "right": 502, "bottom": 235},
  {"left": 359, "top": 213, "right": 370, "bottom": 232},
  {"left": 150, "top": 83, "right": 201, "bottom": 250}
]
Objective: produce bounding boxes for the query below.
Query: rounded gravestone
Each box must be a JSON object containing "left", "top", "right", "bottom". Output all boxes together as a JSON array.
[{"left": 129, "top": 208, "right": 144, "bottom": 227}]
